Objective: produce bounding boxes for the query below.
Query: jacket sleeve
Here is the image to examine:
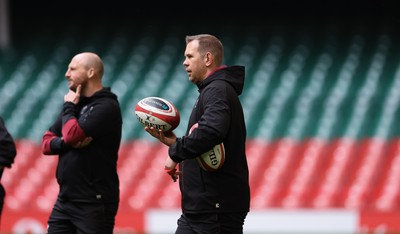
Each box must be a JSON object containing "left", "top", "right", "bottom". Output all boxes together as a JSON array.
[
  {"left": 41, "top": 110, "right": 71, "bottom": 155},
  {"left": 0, "top": 117, "right": 17, "bottom": 167},
  {"left": 169, "top": 84, "right": 230, "bottom": 162},
  {"left": 67, "top": 99, "right": 121, "bottom": 139},
  {"left": 42, "top": 130, "right": 70, "bottom": 155},
  {"left": 61, "top": 102, "right": 88, "bottom": 146},
  {"left": 42, "top": 98, "right": 120, "bottom": 154}
]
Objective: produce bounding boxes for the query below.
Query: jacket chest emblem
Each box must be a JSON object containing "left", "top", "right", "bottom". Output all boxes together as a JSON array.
[{"left": 80, "top": 106, "right": 93, "bottom": 116}]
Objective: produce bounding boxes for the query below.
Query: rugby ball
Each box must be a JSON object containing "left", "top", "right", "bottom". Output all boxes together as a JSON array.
[
  {"left": 189, "top": 123, "right": 225, "bottom": 172},
  {"left": 135, "top": 97, "right": 180, "bottom": 132}
]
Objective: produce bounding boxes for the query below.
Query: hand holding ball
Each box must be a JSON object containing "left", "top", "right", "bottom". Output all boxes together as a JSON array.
[{"left": 189, "top": 123, "right": 225, "bottom": 172}]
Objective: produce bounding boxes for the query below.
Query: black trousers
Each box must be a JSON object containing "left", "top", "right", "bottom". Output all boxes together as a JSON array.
[
  {"left": 47, "top": 199, "right": 118, "bottom": 234},
  {"left": 175, "top": 212, "right": 248, "bottom": 234}
]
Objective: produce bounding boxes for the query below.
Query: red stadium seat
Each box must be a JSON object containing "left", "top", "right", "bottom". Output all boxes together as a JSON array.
[
  {"left": 311, "top": 138, "right": 356, "bottom": 208},
  {"left": 246, "top": 139, "right": 271, "bottom": 193},
  {"left": 251, "top": 138, "right": 298, "bottom": 209},
  {"left": 373, "top": 139, "right": 400, "bottom": 211},
  {"left": 343, "top": 139, "right": 386, "bottom": 209},
  {"left": 282, "top": 139, "right": 326, "bottom": 208}
]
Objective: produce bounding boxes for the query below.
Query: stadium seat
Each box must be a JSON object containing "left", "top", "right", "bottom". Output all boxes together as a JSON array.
[
  {"left": 343, "top": 139, "right": 385, "bottom": 209},
  {"left": 281, "top": 139, "right": 326, "bottom": 208},
  {"left": 373, "top": 139, "right": 400, "bottom": 211},
  {"left": 246, "top": 140, "right": 270, "bottom": 191},
  {"left": 311, "top": 139, "right": 356, "bottom": 208},
  {"left": 251, "top": 139, "right": 298, "bottom": 208},
  {"left": 118, "top": 140, "right": 155, "bottom": 204}
]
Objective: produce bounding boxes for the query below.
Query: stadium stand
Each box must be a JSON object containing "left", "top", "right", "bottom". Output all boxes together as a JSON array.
[
  {"left": 2, "top": 18, "right": 400, "bottom": 205},
  {"left": 1, "top": 2, "right": 400, "bottom": 232}
]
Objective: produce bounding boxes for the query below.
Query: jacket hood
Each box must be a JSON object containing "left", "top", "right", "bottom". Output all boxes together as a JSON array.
[{"left": 199, "top": 65, "right": 245, "bottom": 95}]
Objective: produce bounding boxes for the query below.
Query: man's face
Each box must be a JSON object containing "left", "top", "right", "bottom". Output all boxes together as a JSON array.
[
  {"left": 65, "top": 56, "right": 88, "bottom": 91},
  {"left": 183, "top": 40, "right": 207, "bottom": 85}
]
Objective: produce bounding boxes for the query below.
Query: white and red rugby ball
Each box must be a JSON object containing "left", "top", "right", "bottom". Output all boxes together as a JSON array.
[
  {"left": 135, "top": 97, "right": 180, "bottom": 132},
  {"left": 189, "top": 123, "right": 225, "bottom": 172}
]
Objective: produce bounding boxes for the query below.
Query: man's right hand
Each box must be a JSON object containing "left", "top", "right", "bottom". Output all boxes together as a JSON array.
[
  {"left": 64, "top": 85, "right": 82, "bottom": 104},
  {"left": 144, "top": 126, "right": 177, "bottom": 146}
]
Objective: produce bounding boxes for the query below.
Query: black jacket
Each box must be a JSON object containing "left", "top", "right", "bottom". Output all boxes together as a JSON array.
[
  {"left": 169, "top": 66, "right": 250, "bottom": 213},
  {"left": 0, "top": 117, "right": 17, "bottom": 177},
  {"left": 42, "top": 87, "right": 122, "bottom": 203}
]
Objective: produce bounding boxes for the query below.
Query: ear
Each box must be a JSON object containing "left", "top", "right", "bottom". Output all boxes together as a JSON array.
[
  {"left": 205, "top": 52, "right": 213, "bottom": 67},
  {"left": 87, "top": 67, "right": 95, "bottom": 79}
]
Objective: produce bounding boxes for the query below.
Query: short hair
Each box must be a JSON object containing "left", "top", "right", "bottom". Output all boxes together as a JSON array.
[{"left": 185, "top": 34, "right": 224, "bottom": 66}]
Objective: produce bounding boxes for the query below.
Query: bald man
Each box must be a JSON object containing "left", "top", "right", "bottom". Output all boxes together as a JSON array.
[{"left": 42, "top": 52, "right": 123, "bottom": 234}]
